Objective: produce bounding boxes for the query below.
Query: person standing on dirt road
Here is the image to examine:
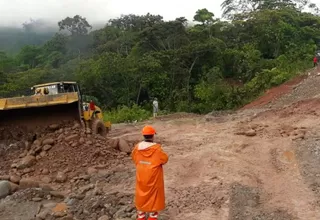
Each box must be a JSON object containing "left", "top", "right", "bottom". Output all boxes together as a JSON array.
[
  {"left": 314, "top": 56, "right": 318, "bottom": 67},
  {"left": 152, "top": 98, "right": 158, "bottom": 118},
  {"left": 131, "top": 125, "right": 169, "bottom": 220}
]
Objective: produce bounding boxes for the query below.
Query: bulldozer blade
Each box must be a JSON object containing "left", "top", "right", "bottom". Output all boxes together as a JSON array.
[{"left": 0, "top": 102, "right": 81, "bottom": 141}]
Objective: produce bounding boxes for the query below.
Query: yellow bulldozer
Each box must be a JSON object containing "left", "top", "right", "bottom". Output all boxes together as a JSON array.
[{"left": 0, "top": 81, "right": 111, "bottom": 136}]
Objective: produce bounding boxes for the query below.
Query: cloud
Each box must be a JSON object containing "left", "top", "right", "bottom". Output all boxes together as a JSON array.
[{"left": 0, "top": 0, "right": 222, "bottom": 27}]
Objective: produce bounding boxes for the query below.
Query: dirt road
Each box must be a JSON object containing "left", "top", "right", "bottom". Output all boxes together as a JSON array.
[{"left": 2, "top": 72, "right": 320, "bottom": 219}]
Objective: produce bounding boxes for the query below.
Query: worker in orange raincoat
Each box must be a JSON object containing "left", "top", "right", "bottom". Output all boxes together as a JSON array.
[{"left": 131, "top": 125, "right": 169, "bottom": 220}]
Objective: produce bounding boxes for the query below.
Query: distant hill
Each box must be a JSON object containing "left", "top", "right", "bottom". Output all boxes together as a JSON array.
[
  {"left": 0, "top": 20, "right": 105, "bottom": 55},
  {"left": 0, "top": 27, "right": 55, "bottom": 55}
]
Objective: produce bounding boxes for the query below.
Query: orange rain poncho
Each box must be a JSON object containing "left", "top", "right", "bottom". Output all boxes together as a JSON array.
[{"left": 132, "top": 141, "right": 168, "bottom": 212}]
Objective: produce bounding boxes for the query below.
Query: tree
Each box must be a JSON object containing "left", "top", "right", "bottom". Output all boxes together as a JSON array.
[
  {"left": 109, "top": 13, "right": 163, "bottom": 31},
  {"left": 58, "top": 15, "right": 92, "bottom": 35},
  {"left": 193, "top": 9, "right": 215, "bottom": 25},
  {"left": 221, "top": 0, "right": 319, "bottom": 19}
]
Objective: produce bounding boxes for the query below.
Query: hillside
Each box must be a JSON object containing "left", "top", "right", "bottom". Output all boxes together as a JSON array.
[{"left": 1, "top": 1, "right": 320, "bottom": 116}]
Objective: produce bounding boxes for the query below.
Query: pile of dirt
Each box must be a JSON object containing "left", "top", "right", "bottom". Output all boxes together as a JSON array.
[
  {"left": 0, "top": 120, "right": 137, "bottom": 193},
  {"left": 242, "top": 74, "right": 307, "bottom": 110}
]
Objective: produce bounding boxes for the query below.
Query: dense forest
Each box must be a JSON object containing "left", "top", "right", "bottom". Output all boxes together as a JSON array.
[{"left": 1, "top": 0, "right": 320, "bottom": 118}]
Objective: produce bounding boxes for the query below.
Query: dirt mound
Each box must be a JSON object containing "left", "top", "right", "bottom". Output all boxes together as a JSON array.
[
  {"left": 242, "top": 74, "right": 307, "bottom": 109},
  {"left": 0, "top": 120, "right": 136, "bottom": 189},
  {"left": 255, "top": 98, "right": 320, "bottom": 120}
]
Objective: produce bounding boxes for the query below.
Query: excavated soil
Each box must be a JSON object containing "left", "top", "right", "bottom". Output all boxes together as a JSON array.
[{"left": 2, "top": 70, "right": 320, "bottom": 219}]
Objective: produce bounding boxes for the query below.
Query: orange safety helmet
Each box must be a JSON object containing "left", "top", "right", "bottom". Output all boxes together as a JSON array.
[{"left": 142, "top": 125, "right": 156, "bottom": 135}]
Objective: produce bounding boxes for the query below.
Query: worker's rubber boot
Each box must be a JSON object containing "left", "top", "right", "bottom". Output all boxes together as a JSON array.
[
  {"left": 147, "top": 212, "right": 158, "bottom": 220},
  {"left": 137, "top": 211, "right": 146, "bottom": 220}
]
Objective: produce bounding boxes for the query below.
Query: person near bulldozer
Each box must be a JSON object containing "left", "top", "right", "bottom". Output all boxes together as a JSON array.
[
  {"left": 314, "top": 56, "right": 318, "bottom": 67},
  {"left": 131, "top": 125, "right": 169, "bottom": 220},
  {"left": 34, "top": 88, "right": 42, "bottom": 96}
]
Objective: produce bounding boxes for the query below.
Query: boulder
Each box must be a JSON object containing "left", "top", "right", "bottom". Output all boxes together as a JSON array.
[
  {"left": 42, "top": 138, "right": 54, "bottom": 146},
  {"left": 65, "top": 134, "right": 78, "bottom": 142},
  {"left": 17, "top": 155, "right": 36, "bottom": 169},
  {"left": 19, "top": 178, "right": 39, "bottom": 189},
  {"left": 118, "top": 139, "right": 131, "bottom": 153},
  {"left": 0, "top": 181, "right": 11, "bottom": 198},
  {"left": 49, "top": 124, "right": 60, "bottom": 130},
  {"left": 9, "top": 175, "right": 21, "bottom": 184},
  {"left": 43, "top": 144, "right": 53, "bottom": 151},
  {"left": 9, "top": 182, "right": 19, "bottom": 193},
  {"left": 55, "top": 172, "right": 67, "bottom": 183}
]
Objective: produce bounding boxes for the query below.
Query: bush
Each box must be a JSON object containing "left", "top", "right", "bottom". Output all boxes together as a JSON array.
[{"left": 103, "top": 104, "right": 151, "bottom": 123}]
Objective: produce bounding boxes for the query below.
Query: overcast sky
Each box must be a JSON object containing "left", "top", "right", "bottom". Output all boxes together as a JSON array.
[{"left": 0, "top": 0, "right": 223, "bottom": 27}]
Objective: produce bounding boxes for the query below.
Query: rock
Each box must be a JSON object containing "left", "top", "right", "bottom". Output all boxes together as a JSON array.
[
  {"left": 32, "top": 197, "right": 43, "bottom": 202},
  {"left": 43, "top": 144, "right": 53, "bottom": 151},
  {"left": 87, "top": 167, "right": 98, "bottom": 175},
  {"left": 33, "top": 140, "right": 42, "bottom": 147},
  {"left": 0, "top": 181, "right": 11, "bottom": 198},
  {"left": 43, "top": 202, "right": 58, "bottom": 209},
  {"left": 55, "top": 172, "right": 67, "bottom": 183},
  {"left": 50, "top": 191, "right": 66, "bottom": 198},
  {"left": 65, "top": 134, "right": 78, "bottom": 142},
  {"left": 58, "top": 133, "right": 64, "bottom": 140},
  {"left": 39, "top": 184, "right": 53, "bottom": 191},
  {"left": 42, "top": 168, "right": 49, "bottom": 175},
  {"left": 17, "top": 155, "right": 36, "bottom": 169},
  {"left": 19, "top": 178, "right": 39, "bottom": 188},
  {"left": 118, "top": 139, "right": 131, "bottom": 153},
  {"left": 9, "top": 175, "right": 21, "bottom": 184},
  {"left": 109, "top": 139, "right": 119, "bottom": 149},
  {"left": 42, "top": 138, "right": 54, "bottom": 146},
  {"left": 42, "top": 176, "right": 52, "bottom": 184},
  {"left": 79, "top": 137, "right": 85, "bottom": 144},
  {"left": 79, "top": 184, "right": 94, "bottom": 194},
  {"left": 39, "top": 151, "right": 47, "bottom": 157},
  {"left": 8, "top": 182, "right": 19, "bottom": 193},
  {"left": 49, "top": 124, "right": 60, "bottom": 130},
  {"left": 245, "top": 129, "right": 257, "bottom": 137},
  {"left": 98, "top": 215, "right": 110, "bottom": 220}
]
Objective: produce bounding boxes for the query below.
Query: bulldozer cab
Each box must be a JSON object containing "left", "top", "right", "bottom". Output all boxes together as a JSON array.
[{"left": 32, "top": 82, "right": 81, "bottom": 96}]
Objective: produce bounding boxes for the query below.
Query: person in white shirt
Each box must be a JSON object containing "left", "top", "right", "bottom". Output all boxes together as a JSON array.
[{"left": 152, "top": 98, "right": 159, "bottom": 118}]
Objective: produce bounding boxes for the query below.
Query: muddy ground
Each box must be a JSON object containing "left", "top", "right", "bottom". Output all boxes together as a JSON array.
[{"left": 2, "top": 70, "right": 320, "bottom": 220}]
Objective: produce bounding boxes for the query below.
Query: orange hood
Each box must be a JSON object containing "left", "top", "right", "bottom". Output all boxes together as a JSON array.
[{"left": 136, "top": 141, "right": 159, "bottom": 158}]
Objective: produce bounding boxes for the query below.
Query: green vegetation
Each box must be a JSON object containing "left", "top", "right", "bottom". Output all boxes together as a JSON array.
[
  {"left": 104, "top": 105, "right": 151, "bottom": 123},
  {"left": 1, "top": 0, "right": 320, "bottom": 122}
]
